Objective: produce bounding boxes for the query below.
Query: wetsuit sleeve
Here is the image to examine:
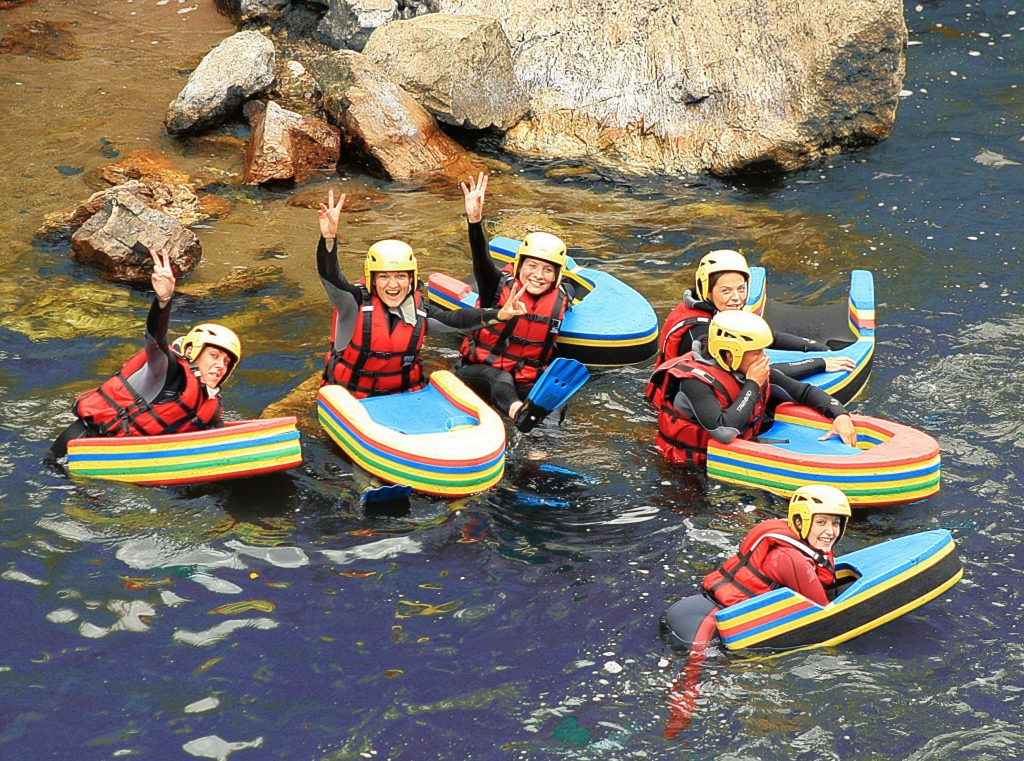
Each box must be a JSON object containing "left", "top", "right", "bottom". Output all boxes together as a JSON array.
[
  {"left": 469, "top": 221, "right": 502, "bottom": 307},
  {"left": 674, "top": 376, "right": 765, "bottom": 444},
  {"left": 426, "top": 302, "right": 501, "bottom": 333},
  {"left": 317, "top": 235, "right": 361, "bottom": 350},
  {"left": 770, "top": 357, "right": 826, "bottom": 380},
  {"left": 144, "top": 296, "right": 180, "bottom": 391},
  {"left": 768, "top": 369, "right": 848, "bottom": 419},
  {"left": 762, "top": 547, "right": 830, "bottom": 606},
  {"left": 772, "top": 330, "right": 829, "bottom": 353}
]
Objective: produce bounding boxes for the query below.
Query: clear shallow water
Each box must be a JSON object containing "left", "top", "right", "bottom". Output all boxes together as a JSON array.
[{"left": 1, "top": 1, "right": 1022, "bottom": 759}]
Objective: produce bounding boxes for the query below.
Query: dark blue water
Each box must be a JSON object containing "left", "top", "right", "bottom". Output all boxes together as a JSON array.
[{"left": 1, "top": 1, "right": 1022, "bottom": 759}]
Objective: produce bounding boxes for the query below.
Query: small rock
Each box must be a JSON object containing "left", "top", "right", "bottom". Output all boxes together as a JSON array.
[
  {"left": 316, "top": 0, "right": 399, "bottom": 53},
  {"left": 243, "top": 101, "right": 341, "bottom": 184}
]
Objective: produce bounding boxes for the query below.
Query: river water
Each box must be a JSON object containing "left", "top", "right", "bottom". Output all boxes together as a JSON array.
[{"left": 0, "top": 1, "right": 1021, "bottom": 759}]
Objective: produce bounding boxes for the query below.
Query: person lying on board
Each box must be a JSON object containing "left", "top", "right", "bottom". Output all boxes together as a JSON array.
[
  {"left": 316, "top": 190, "right": 526, "bottom": 398},
  {"left": 703, "top": 484, "right": 852, "bottom": 607},
  {"left": 645, "top": 248, "right": 854, "bottom": 404},
  {"left": 47, "top": 249, "right": 241, "bottom": 461},
  {"left": 649, "top": 309, "right": 857, "bottom": 466},
  {"left": 453, "top": 172, "right": 578, "bottom": 426}
]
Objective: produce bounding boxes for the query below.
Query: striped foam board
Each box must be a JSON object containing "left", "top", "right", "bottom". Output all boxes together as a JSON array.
[
  {"left": 706, "top": 403, "right": 941, "bottom": 507},
  {"left": 67, "top": 417, "right": 303, "bottom": 486},
  {"left": 317, "top": 371, "right": 506, "bottom": 497}
]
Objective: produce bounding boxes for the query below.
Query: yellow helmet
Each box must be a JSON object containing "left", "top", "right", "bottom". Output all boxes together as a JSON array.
[
  {"left": 788, "top": 484, "right": 852, "bottom": 541},
  {"left": 706, "top": 309, "right": 772, "bottom": 371},
  {"left": 178, "top": 323, "right": 242, "bottom": 385},
  {"left": 514, "top": 232, "right": 568, "bottom": 285},
  {"left": 694, "top": 249, "right": 750, "bottom": 302},
  {"left": 365, "top": 239, "right": 417, "bottom": 286}
]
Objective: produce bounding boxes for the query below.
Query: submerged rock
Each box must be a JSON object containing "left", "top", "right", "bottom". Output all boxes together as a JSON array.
[
  {"left": 0, "top": 19, "right": 80, "bottom": 61},
  {"left": 315, "top": 49, "right": 469, "bottom": 180},
  {"left": 242, "top": 100, "right": 341, "bottom": 184},
  {"left": 435, "top": 0, "right": 907, "bottom": 176},
  {"left": 165, "top": 30, "right": 276, "bottom": 136},
  {"left": 362, "top": 13, "right": 528, "bottom": 130},
  {"left": 70, "top": 191, "right": 201, "bottom": 285}
]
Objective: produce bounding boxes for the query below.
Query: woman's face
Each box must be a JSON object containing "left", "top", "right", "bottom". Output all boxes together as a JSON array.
[
  {"left": 195, "top": 346, "right": 234, "bottom": 388},
  {"left": 374, "top": 271, "right": 412, "bottom": 308},
  {"left": 518, "top": 257, "right": 557, "bottom": 296},
  {"left": 805, "top": 514, "right": 843, "bottom": 553},
  {"left": 710, "top": 272, "right": 748, "bottom": 311}
]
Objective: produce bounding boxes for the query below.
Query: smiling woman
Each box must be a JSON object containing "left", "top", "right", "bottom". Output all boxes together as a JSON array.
[{"left": 47, "top": 250, "right": 241, "bottom": 460}]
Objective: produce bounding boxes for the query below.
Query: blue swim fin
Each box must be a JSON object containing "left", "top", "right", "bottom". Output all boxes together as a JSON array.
[{"left": 513, "top": 357, "right": 590, "bottom": 433}]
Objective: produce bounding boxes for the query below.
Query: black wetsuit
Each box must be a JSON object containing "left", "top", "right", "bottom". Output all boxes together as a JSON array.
[
  {"left": 454, "top": 222, "right": 578, "bottom": 415},
  {"left": 47, "top": 297, "right": 196, "bottom": 460}
]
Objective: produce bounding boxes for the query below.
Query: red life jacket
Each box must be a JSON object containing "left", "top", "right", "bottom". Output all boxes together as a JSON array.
[
  {"left": 645, "top": 299, "right": 713, "bottom": 404},
  {"left": 72, "top": 350, "right": 223, "bottom": 437},
  {"left": 701, "top": 519, "right": 837, "bottom": 607},
  {"left": 649, "top": 353, "right": 768, "bottom": 466},
  {"left": 459, "top": 268, "right": 569, "bottom": 385},
  {"left": 323, "top": 285, "right": 427, "bottom": 398}
]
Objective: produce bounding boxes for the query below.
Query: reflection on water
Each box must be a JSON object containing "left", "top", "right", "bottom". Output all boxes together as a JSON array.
[{"left": 1, "top": 0, "right": 1024, "bottom": 758}]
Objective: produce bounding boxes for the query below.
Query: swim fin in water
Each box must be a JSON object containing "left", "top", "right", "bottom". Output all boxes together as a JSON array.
[{"left": 513, "top": 357, "right": 590, "bottom": 433}]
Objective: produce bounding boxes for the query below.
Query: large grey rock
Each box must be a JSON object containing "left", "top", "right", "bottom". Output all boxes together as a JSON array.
[
  {"left": 243, "top": 100, "right": 341, "bottom": 184},
  {"left": 435, "top": 0, "right": 907, "bottom": 175},
  {"left": 165, "top": 31, "right": 276, "bottom": 136},
  {"left": 70, "top": 192, "right": 202, "bottom": 284},
  {"left": 316, "top": 0, "right": 399, "bottom": 52},
  {"left": 314, "top": 49, "right": 469, "bottom": 179},
  {"left": 362, "top": 14, "right": 527, "bottom": 130}
]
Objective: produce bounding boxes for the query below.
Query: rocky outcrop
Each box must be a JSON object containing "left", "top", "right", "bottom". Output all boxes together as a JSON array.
[
  {"left": 434, "top": 0, "right": 907, "bottom": 176},
  {"left": 316, "top": 0, "right": 399, "bottom": 52},
  {"left": 70, "top": 191, "right": 202, "bottom": 284},
  {"left": 315, "top": 49, "right": 469, "bottom": 179},
  {"left": 243, "top": 100, "right": 341, "bottom": 184},
  {"left": 362, "top": 14, "right": 527, "bottom": 130},
  {"left": 165, "top": 30, "right": 276, "bottom": 136}
]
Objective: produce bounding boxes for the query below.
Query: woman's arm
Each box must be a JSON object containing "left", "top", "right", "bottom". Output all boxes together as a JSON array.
[
  {"left": 461, "top": 174, "right": 503, "bottom": 307},
  {"left": 674, "top": 376, "right": 765, "bottom": 444}
]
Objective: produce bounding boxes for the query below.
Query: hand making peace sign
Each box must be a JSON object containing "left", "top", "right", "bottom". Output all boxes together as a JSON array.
[
  {"left": 150, "top": 249, "right": 176, "bottom": 306},
  {"left": 461, "top": 172, "right": 488, "bottom": 224},
  {"left": 318, "top": 189, "right": 347, "bottom": 240},
  {"left": 497, "top": 282, "right": 529, "bottom": 321}
]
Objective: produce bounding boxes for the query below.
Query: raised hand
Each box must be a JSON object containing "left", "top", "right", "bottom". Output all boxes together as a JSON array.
[
  {"left": 460, "top": 172, "right": 488, "bottom": 224},
  {"left": 497, "top": 282, "right": 528, "bottom": 321},
  {"left": 150, "top": 249, "right": 176, "bottom": 306},
  {"left": 318, "top": 189, "right": 347, "bottom": 240}
]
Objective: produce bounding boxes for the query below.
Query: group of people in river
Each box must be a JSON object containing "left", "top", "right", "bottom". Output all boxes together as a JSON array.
[{"left": 48, "top": 172, "right": 861, "bottom": 610}]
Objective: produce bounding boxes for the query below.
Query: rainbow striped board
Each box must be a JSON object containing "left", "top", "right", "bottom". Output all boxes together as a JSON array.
[
  {"left": 317, "top": 371, "right": 506, "bottom": 497},
  {"left": 66, "top": 417, "right": 303, "bottom": 486},
  {"left": 713, "top": 530, "right": 961, "bottom": 651},
  {"left": 428, "top": 236, "right": 659, "bottom": 367},
  {"left": 746, "top": 267, "right": 875, "bottom": 405},
  {"left": 706, "top": 402, "right": 941, "bottom": 507}
]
